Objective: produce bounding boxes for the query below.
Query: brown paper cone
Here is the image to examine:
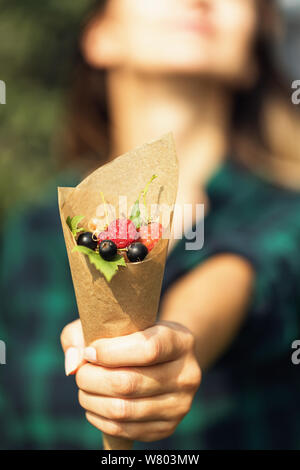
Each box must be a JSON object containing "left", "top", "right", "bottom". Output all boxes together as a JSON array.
[
  {"left": 102, "top": 434, "right": 134, "bottom": 451},
  {"left": 58, "top": 133, "right": 178, "bottom": 450}
]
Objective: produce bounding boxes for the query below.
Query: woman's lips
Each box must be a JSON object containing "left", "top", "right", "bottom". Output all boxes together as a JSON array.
[{"left": 166, "top": 17, "right": 216, "bottom": 36}]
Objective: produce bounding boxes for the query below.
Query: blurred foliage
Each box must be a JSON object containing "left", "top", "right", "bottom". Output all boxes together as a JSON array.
[
  {"left": 0, "top": 0, "right": 98, "bottom": 216},
  {"left": 1, "top": 0, "right": 298, "bottom": 219}
]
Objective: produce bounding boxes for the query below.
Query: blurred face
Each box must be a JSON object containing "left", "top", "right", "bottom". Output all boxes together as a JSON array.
[{"left": 83, "top": 0, "right": 258, "bottom": 84}]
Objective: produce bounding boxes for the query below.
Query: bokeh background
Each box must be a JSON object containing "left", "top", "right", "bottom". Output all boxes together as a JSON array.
[
  {"left": 0, "top": 0, "right": 300, "bottom": 221},
  {"left": 0, "top": 0, "right": 300, "bottom": 451},
  {"left": 0, "top": 0, "right": 96, "bottom": 220}
]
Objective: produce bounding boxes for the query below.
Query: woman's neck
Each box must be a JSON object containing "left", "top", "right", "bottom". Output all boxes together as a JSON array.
[{"left": 107, "top": 70, "right": 232, "bottom": 187}]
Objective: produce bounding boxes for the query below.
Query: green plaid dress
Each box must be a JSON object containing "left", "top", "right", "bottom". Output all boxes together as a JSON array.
[{"left": 1, "top": 160, "right": 300, "bottom": 450}]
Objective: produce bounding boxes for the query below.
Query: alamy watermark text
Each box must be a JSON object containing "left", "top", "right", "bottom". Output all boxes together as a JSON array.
[
  {"left": 0, "top": 340, "right": 6, "bottom": 365},
  {"left": 0, "top": 80, "right": 6, "bottom": 104}
]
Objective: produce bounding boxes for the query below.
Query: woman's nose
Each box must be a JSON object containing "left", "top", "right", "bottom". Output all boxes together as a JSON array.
[
  {"left": 185, "top": 0, "right": 211, "bottom": 6},
  {"left": 184, "top": 0, "right": 212, "bottom": 12}
]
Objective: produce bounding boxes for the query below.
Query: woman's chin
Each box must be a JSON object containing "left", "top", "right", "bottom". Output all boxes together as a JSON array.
[{"left": 130, "top": 57, "right": 218, "bottom": 77}]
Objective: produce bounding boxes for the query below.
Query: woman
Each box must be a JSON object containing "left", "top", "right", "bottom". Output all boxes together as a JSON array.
[
  {"left": 2, "top": 0, "right": 300, "bottom": 449},
  {"left": 60, "top": 0, "right": 300, "bottom": 449}
]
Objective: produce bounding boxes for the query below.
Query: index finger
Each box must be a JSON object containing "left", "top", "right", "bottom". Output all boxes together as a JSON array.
[{"left": 84, "top": 322, "right": 192, "bottom": 367}]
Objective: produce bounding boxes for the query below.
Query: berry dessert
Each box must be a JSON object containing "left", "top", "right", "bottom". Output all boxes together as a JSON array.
[
  {"left": 99, "top": 240, "right": 117, "bottom": 261},
  {"left": 103, "top": 218, "right": 138, "bottom": 249},
  {"left": 138, "top": 222, "right": 163, "bottom": 252},
  {"left": 77, "top": 232, "right": 98, "bottom": 251},
  {"left": 127, "top": 242, "right": 148, "bottom": 262},
  {"left": 65, "top": 174, "right": 163, "bottom": 282}
]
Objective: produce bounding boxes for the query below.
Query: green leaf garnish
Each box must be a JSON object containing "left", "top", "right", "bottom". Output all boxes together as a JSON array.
[
  {"left": 66, "top": 215, "right": 85, "bottom": 237},
  {"left": 72, "top": 245, "right": 126, "bottom": 282},
  {"left": 130, "top": 174, "right": 157, "bottom": 229},
  {"left": 130, "top": 200, "right": 141, "bottom": 229}
]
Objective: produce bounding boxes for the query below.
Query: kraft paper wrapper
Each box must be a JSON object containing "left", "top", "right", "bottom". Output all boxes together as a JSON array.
[{"left": 58, "top": 133, "right": 178, "bottom": 450}]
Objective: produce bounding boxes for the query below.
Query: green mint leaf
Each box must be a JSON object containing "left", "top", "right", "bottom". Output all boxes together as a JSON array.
[
  {"left": 66, "top": 215, "right": 85, "bottom": 237},
  {"left": 66, "top": 216, "right": 72, "bottom": 228},
  {"left": 72, "top": 245, "right": 126, "bottom": 282},
  {"left": 129, "top": 174, "right": 157, "bottom": 228},
  {"left": 129, "top": 199, "right": 142, "bottom": 229}
]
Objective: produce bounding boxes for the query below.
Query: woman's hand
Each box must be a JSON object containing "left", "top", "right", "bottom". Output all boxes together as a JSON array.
[{"left": 61, "top": 319, "right": 201, "bottom": 442}]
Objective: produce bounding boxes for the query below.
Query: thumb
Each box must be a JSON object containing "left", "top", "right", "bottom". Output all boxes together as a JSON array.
[
  {"left": 60, "top": 319, "right": 85, "bottom": 352},
  {"left": 60, "top": 319, "right": 86, "bottom": 376}
]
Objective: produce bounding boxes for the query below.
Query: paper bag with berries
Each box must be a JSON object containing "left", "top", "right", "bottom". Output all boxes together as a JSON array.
[{"left": 58, "top": 133, "right": 178, "bottom": 449}]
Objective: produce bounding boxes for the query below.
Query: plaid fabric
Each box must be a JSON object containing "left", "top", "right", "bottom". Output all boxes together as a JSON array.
[{"left": 1, "top": 160, "right": 300, "bottom": 449}]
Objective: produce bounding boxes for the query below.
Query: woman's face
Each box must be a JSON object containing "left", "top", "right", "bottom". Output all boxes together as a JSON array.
[{"left": 84, "top": 0, "right": 258, "bottom": 84}]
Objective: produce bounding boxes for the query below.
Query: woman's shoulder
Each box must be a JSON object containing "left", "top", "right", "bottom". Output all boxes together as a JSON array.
[
  {"left": 206, "top": 158, "right": 300, "bottom": 243},
  {"left": 2, "top": 170, "right": 79, "bottom": 238},
  {"left": 164, "top": 159, "right": 300, "bottom": 292},
  {"left": 1, "top": 171, "right": 79, "bottom": 289},
  {"left": 207, "top": 158, "right": 300, "bottom": 211}
]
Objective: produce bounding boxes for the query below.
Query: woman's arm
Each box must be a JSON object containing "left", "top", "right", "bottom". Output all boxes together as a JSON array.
[
  {"left": 61, "top": 253, "right": 254, "bottom": 442},
  {"left": 160, "top": 254, "right": 255, "bottom": 369}
]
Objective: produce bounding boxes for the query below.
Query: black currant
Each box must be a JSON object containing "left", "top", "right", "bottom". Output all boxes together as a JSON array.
[
  {"left": 99, "top": 240, "right": 117, "bottom": 261},
  {"left": 77, "top": 232, "right": 97, "bottom": 250},
  {"left": 127, "top": 242, "right": 148, "bottom": 262}
]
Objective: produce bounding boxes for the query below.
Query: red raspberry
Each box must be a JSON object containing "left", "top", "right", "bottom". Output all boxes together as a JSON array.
[
  {"left": 138, "top": 222, "right": 163, "bottom": 252},
  {"left": 107, "top": 219, "right": 138, "bottom": 249},
  {"left": 97, "top": 230, "right": 111, "bottom": 243}
]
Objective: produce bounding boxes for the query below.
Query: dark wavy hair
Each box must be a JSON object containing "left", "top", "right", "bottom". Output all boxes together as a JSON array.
[{"left": 62, "top": 0, "right": 300, "bottom": 186}]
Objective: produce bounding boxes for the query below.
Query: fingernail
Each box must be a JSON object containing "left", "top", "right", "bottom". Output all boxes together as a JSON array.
[
  {"left": 84, "top": 347, "right": 97, "bottom": 362},
  {"left": 65, "top": 347, "right": 80, "bottom": 376}
]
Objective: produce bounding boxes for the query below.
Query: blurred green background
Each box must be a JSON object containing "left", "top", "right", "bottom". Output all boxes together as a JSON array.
[
  {"left": 0, "top": 0, "right": 299, "bottom": 220},
  {"left": 0, "top": 0, "right": 96, "bottom": 218}
]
